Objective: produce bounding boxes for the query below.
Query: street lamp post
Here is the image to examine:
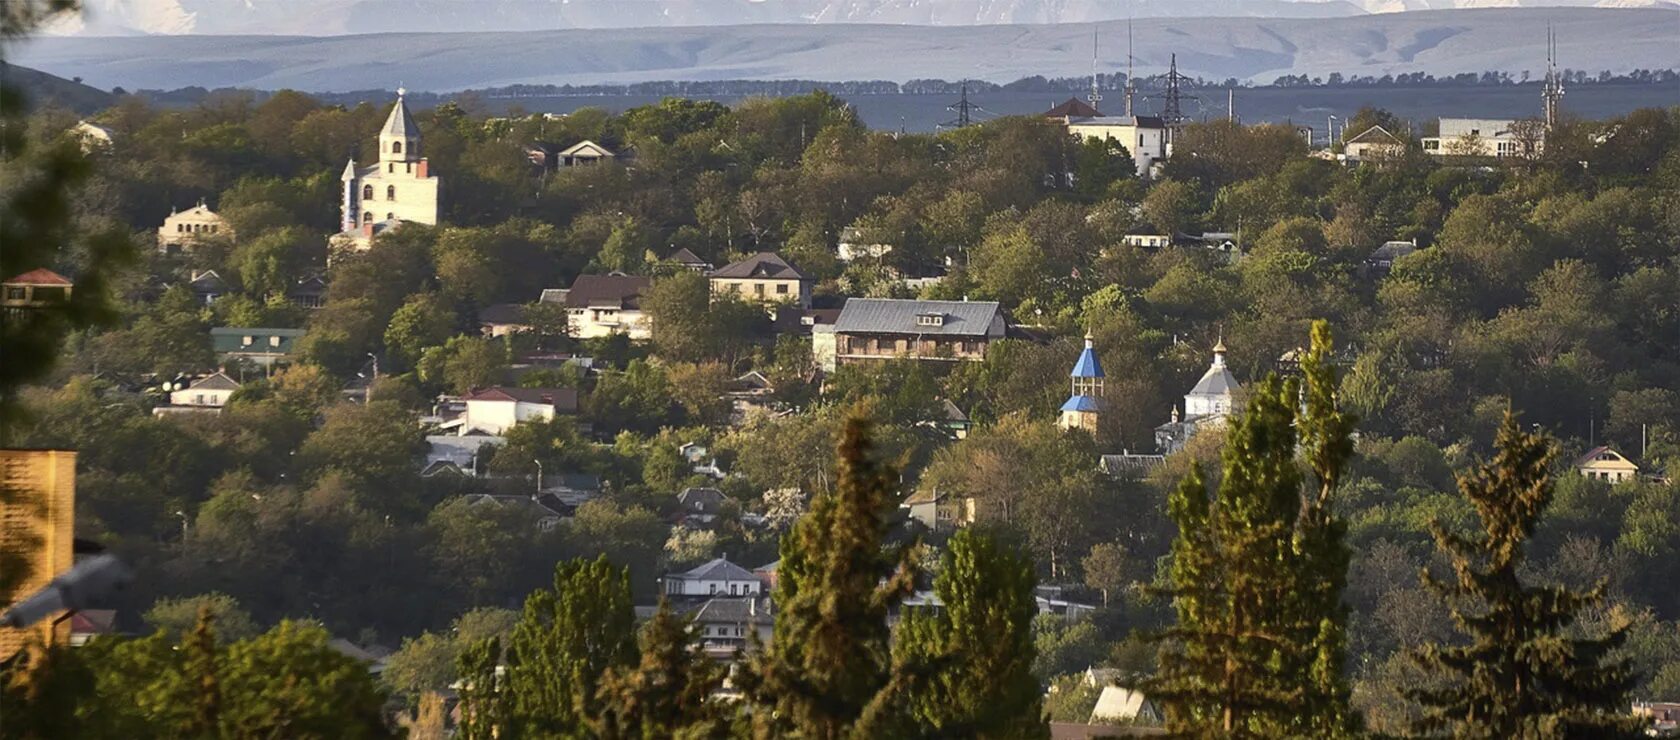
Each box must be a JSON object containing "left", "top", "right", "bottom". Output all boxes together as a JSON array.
[
  {"left": 174, "top": 510, "right": 189, "bottom": 542},
  {"left": 534, "top": 460, "right": 543, "bottom": 495}
]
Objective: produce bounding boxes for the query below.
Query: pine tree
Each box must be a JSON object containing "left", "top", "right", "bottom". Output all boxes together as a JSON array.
[
  {"left": 883, "top": 528, "right": 1048, "bottom": 739},
  {"left": 455, "top": 636, "right": 508, "bottom": 740},
  {"left": 741, "top": 413, "right": 916, "bottom": 739},
  {"left": 1145, "top": 321, "right": 1359, "bottom": 738},
  {"left": 1408, "top": 414, "right": 1643, "bottom": 739},
  {"left": 591, "top": 600, "right": 731, "bottom": 739},
  {"left": 180, "top": 607, "right": 222, "bottom": 738},
  {"left": 504, "top": 556, "right": 639, "bottom": 737}
]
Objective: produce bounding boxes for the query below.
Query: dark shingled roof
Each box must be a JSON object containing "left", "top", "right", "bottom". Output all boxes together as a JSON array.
[
  {"left": 1045, "top": 97, "right": 1101, "bottom": 118},
  {"left": 564, "top": 274, "right": 650, "bottom": 310},
  {"left": 710, "top": 252, "right": 809, "bottom": 280}
]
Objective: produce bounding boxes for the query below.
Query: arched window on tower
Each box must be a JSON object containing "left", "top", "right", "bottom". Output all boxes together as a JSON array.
[
  {"left": 362, "top": 211, "right": 374, "bottom": 226},
  {"left": 386, "top": 185, "right": 396, "bottom": 200},
  {"left": 385, "top": 213, "right": 394, "bottom": 221},
  {"left": 362, "top": 184, "right": 373, "bottom": 200},
  {"left": 392, "top": 141, "right": 403, "bottom": 154}
]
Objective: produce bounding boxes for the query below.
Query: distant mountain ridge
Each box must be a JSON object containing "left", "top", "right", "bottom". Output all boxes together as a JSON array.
[
  {"left": 0, "top": 62, "right": 116, "bottom": 113},
  {"left": 39, "top": 0, "right": 1675, "bottom": 35},
  {"left": 14, "top": 8, "right": 1677, "bottom": 93}
]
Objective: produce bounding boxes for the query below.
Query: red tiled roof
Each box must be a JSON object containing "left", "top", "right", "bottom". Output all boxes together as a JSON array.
[
  {"left": 1045, "top": 98, "right": 1101, "bottom": 118},
  {"left": 5, "top": 268, "right": 72, "bottom": 285}
]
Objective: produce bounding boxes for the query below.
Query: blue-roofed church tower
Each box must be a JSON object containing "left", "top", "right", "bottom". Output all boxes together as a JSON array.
[{"left": 1059, "top": 332, "right": 1104, "bottom": 433}]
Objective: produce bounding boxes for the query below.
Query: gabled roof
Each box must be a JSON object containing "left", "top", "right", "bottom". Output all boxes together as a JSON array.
[
  {"left": 678, "top": 487, "right": 727, "bottom": 512},
  {"left": 670, "top": 557, "right": 757, "bottom": 582},
  {"left": 1045, "top": 97, "right": 1101, "bottom": 118},
  {"left": 1370, "top": 240, "right": 1419, "bottom": 262},
  {"left": 832, "top": 298, "right": 1004, "bottom": 338},
  {"left": 710, "top": 252, "right": 809, "bottom": 281},
  {"left": 685, "top": 597, "right": 771, "bottom": 625},
  {"left": 1099, "top": 453, "right": 1166, "bottom": 478},
  {"left": 382, "top": 94, "right": 418, "bottom": 139},
  {"left": 559, "top": 139, "right": 615, "bottom": 158},
  {"left": 667, "top": 247, "right": 711, "bottom": 266},
  {"left": 1346, "top": 124, "right": 1403, "bottom": 146},
  {"left": 1574, "top": 446, "right": 1638, "bottom": 469},
  {"left": 565, "top": 274, "right": 650, "bottom": 309},
  {"left": 1066, "top": 114, "right": 1166, "bottom": 129},
  {"left": 463, "top": 386, "right": 579, "bottom": 411},
  {"left": 1060, "top": 395, "right": 1101, "bottom": 412},
  {"left": 5, "top": 268, "right": 72, "bottom": 286},
  {"left": 479, "top": 303, "right": 527, "bottom": 325},
  {"left": 187, "top": 372, "right": 240, "bottom": 391}
]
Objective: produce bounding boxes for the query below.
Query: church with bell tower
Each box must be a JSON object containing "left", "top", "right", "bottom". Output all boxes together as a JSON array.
[
  {"left": 1059, "top": 332, "right": 1104, "bottom": 433},
  {"left": 337, "top": 90, "right": 441, "bottom": 248}
]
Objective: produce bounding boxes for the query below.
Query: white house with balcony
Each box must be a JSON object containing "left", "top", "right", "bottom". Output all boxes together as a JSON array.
[
  {"left": 455, "top": 387, "right": 578, "bottom": 436},
  {"left": 662, "top": 557, "right": 762, "bottom": 599}
]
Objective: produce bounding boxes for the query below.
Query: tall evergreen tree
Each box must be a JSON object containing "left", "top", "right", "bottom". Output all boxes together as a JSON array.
[
  {"left": 1145, "top": 321, "right": 1359, "bottom": 738},
  {"left": 591, "top": 600, "right": 731, "bottom": 739},
  {"left": 883, "top": 528, "right": 1048, "bottom": 739},
  {"left": 455, "top": 637, "right": 508, "bottom": 740},
  {"left": 742, "top": 413, "right": 916, "bottom": 739},
  {"left": 1408, "top": 414, "right": 1643, "bottom": 739},
  {"left": 180, "top": 608, "right": 223, "bottom": 738},
  {"left": 504, "top": 556, "right": 639, "bottom": 737}
]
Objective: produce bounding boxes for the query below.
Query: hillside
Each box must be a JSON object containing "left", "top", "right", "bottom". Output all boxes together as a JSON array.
[
  {"left": 11, "top": 8, "right": 1677, "bottom": 92},
  {"left": 0, "top": 62, "right": 116, "bottom": 113}
]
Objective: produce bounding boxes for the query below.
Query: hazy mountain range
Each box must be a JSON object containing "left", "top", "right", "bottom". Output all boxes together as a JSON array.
[
  {"left": 37, "top": 0, "right": 1677, "bottom": 35},
  {"left": 13, "top": 7, "right": 1676, "bottom": 93}
]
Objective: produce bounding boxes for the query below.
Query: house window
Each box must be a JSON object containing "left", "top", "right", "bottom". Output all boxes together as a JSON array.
[
  {"left": 729, "top": 583, "right": 738, "bottom": 595},
  {"left": 5, "top": 287, "right": 25, "bottom": 301},
  {"left": 269, "top": 336, "right": 281, "bottom": 348},
  {"left": 386, "top": 185, "right": 396, "bottom": 200},
  {"left": 392, "top": 141, "right": 403, "bottom": 154},
  {"left": 915, "top": 314, "right": 944, "bottom": 327},
  {"left": 241, "top": 336, "right": 254, "bottom": 346},
  {"left": 362, "top": 184, "right": 374, "bottom": 200},
  {"left": 363, "top": 212, "right": 374, "bottom": 226},
  {"left": 753, "top": 283, "right": 765, "bottom": 296},
  {"left": 386, "top": 213, "right": 394, "bottom": 221},
  {"left": 776, "top": 283, "right": 788, "bottom": 295},
  {"left": 194, "top": 394, "right": 205, "bottom": 404},
  {"left": 709, "top": 583, "right": 717, "bottom": 595}
]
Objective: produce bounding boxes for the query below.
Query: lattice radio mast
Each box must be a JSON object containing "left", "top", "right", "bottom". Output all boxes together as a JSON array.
[
  {"left": 1087, "top": 30, "right": 1103, "bottom": 114},
  {"left": 1542, "top": 26, "right": 1565, "bottom": 132}
]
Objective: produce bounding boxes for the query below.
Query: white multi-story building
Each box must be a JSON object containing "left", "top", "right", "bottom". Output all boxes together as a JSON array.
[
  {"left": 456, "top": 387, "right": 577, "bottom": 436},
  {"left": 1063, "top": 115, "right": 1171, "bottom": 177},
  {"left": 337, "top": 90, "right": 441, "bottom": 249},
  {"left": 158, "top": 202, "right": 233, "bottom": 254},
  {"left": 1422, "top": 118, "right": 1541, "bottom": 158},
  {"left": 663, "top": 558, "right": 763, "bottom": 599}
]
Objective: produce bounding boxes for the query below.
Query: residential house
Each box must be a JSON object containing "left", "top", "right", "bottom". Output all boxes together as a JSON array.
[
  {"left": 1422, "top": 118, "right": 1540, "bottom": 158},
  {"left": 725, "top": 371, "right": 777, "bottom": 423},
  {"left": 422, "top": 434, "right": 504, "bottom": 478},
  {"left": 456, "top": 387, "right": 578, "bottom": 436},
  {"left": 1089, "top": 687, "right": 1163, "bottom": 725},
  {"left": 709, "top": 252, "right": 813, "bottom": 309},
  {"left": 937, "top": 399, "right": 972, "bottom": 439},
  {"left": 830, "top": 298, "right": 1006, "bottom": 366},
  {"left": 752, "top": 561, "right": 779, "bottom": 592},
  {"left": 1155, "top": 340, "right": 1243, "bottom": 454},
  {"left": 288, "top": 274, "right": 327, "bottom": 309},
  {"left": 837, "top": 226, "right": 893, "bottom": 263},
  {"left": 1342, "top": 124, "right": 1406, "bottom": 160},
  {"left": 1632, "top": 702, "right": 1680, "bottom": 736},
  {"left": 684, "top": 597, "right": 772, "bottom": 656},
  {"left": 1120, "top": 234, "right": 1172, "bottom": 249},
  {"left": 3, "top": 269, "right": 73, "bottom": 314},
  {"left": 68, "top": 610, "right": 119, "bottom": 647},
  {"left": 545, "top": 274, "right": 651, "bottom": 340},
  {"left": 665, "top": 247, "right": 713, "bottom": 274},
  {"left": 1574, "top": 446, "right": 1639, "bottom": 485},
  {"left": 1364, "top": 239, "right": 1419, "bottom": 278},
  {"left": 461, "top": 493, "right": 572, "bottom": 532},
  {"left": 662, "top": 557, "right": 762, "bottom": 599},
  {"left": 166, "top": 372, "right": 240, "bottom": 409},
  {"left": 211, "top": 327, "right": 304, "bottom": 367},
  {"left": 157, "top": 202, "right": 232, "bottom": 254},
  {"left": 1100, "top": 452, "right": 1165, "bottom": 479},
  {"left": 902, "top": 488, "right": 968, "bottom": 531},
  {"left": 188, "top": 270, "right": 229, "bottom": 305},
  {"left": 677, "top": 487, "right": 729, "bottom": 523},
  {"left": 478, "top": 303, "right": 530, "bottom": 337},
  {"left": 558, "top": 140, "right": 618, "bottom": 167}
]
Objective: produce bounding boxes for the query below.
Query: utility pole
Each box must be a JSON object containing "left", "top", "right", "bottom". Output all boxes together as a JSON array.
[
  {"left": 1228, "top": 88, "right": 1234, "bottom": 123},
  {"left": 1124, "top": 12, "right": 1136, "bottom": 117},
  {"left": 942, "top": 82, "right": 976, "bottom": 129}
]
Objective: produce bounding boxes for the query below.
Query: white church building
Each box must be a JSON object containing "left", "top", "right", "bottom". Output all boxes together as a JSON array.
[
  {"left": 1155, "top": 339, "right": 1243, "bottom": 454},
  {"left": 335, "top": 90, "right": 440, "bottom": 250}
]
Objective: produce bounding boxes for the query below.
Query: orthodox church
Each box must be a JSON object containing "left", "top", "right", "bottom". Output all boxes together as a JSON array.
[
  {"left": 1059, "top": 333, "right": 1104, "bottom": 433},
  {"left": 335, "top": 90, "right": 440, "bottom": 250},
  {"left": 1154, "top": 339, "right": 1243, "bottom": 454}
]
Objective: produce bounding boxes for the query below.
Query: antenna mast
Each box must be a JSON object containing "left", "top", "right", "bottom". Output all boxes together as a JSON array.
[
  {"left": 1542, "top": 25, "right": 1565, "bottom": 131},
  {"left": 1124, "top": 13, "right": 1135, "bottom": 116},
  {"left": 1087, "top": 30, "right": 1103, "bottom": 114}
]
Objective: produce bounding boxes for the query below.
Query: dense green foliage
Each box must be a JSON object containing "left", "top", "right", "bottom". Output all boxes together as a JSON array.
[{"left": 3, "top": 0, "right": 1679, "bottom": 727}]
